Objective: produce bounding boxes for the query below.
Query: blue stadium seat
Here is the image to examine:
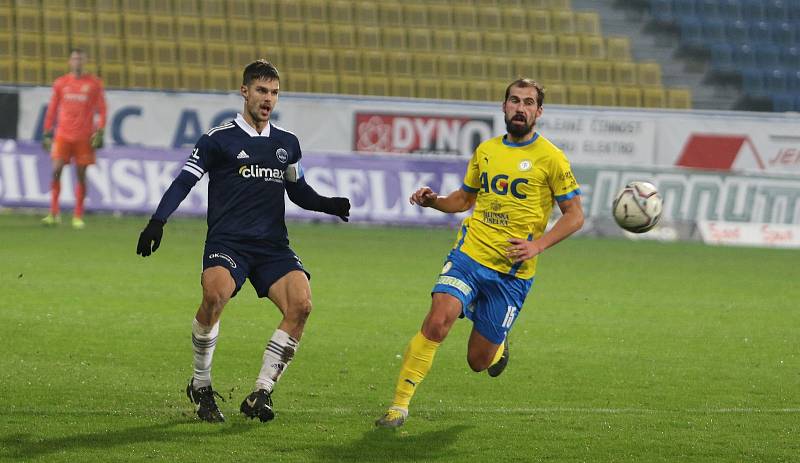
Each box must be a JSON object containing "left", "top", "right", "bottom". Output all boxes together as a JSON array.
[
  {"left": 694, "top": 0, "right": 719, "bottom": 17},
  {"left": 650, "top": 0, "right": 675, "bottom": 25},
  {"left": 679, "top": 17, "right": 704, "bottom": 48},
  {"left": 771, "top": 22, "right": 797, "bottom": 47},
  {"left": 764, "top": 0, "right": 788, "bottom": 21},
  {"left": 741, "top": 67, "right": 766, "bottom": 96},
  {"left": 781, "top": 46, "right": 800, "bottom": 70},
  {"left": 672, "top": 0, "right": 696, "bottom": 21},
  {"left": 710, "top": 42, "right": 736, "bottom": 72},
  {"left": 701, "top": 17, "right": 726, "bottom": 46},
  {"left": 764, "top": 68, "right": 788, "bottom": 93},
  {"left": 740, "top": 0, "right": 765, "bottom": 20},
  {"left": 725, "top": 19, "right": 750, "bottom": 44},
  {"left": 796, "top": 95, "right": 800, "bottom": 111},
  {"left": 789, "top": 0, "right": 800, "bottom": 21},
  {"left": 787, "top": 69, "right": 800, "bottom": 92},
  {"left": 749, "top": 21, "right": 772, "bottom": 43},
  {"left": 733, "top": 43, "right": 757, "bottom": 68},
  {"left": 754, "top": 43, "right": 781, "bottom": 67},
  {"left": 717, "top": 0, "right": 743, "bottom": 20},
  {"left": 771, "top": 93, "right": 795, "bottom": 111}
]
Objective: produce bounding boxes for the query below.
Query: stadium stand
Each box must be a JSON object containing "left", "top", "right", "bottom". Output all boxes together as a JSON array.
[{"left": 1, "top": 0, "right": 692, "bottom": 108}]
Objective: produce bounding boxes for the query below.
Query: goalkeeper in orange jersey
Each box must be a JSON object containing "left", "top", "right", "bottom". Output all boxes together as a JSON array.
[
  {"left": 376, "top": 78, "right": 584, "bottom": 428},
  {"left": 41, "top": 48, "right": 107, "bottom": 229}
]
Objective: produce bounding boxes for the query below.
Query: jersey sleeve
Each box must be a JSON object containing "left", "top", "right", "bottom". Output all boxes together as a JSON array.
[
  {"left": 461, "top": 150, "right": 481, "bottom": 193},
  {"left": 93, "top": 78, "right": 107, "bottom": 130},
  {"left": 284, "top": 135, "right": 303, "bottom": 183},
  {"left": 548, "top": 151, "right": 581, "bottom": 202},
  {"left": 43, "top": 78, "right": 63, "bottom": 133},
  {"left": 181, "top": 134, "right": 214, "bottom": 179}
]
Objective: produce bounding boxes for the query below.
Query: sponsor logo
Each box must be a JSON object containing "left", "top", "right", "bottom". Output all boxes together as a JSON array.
[
  {"left": 190, "top": 148, "right": 199, "bottom": 160},
  {"left": 436, "top": 275, "right": 471, "bottom": 295},
  {"left": 276, "top": 148, "right": 288, "bottom": 163},
  {"left": 208, "top": 252, "right": 237, "bottom": 268},
  {"left": 238, "top": 164, "right": 284, "bottom": 183},
  {"left": 677, "top": 134, "right": 765, "bottom": 171},
  {"left": 441, "top": 261, "right": 452, "bottom": 273},
  {"left": 237, "top": 150, "right": 249, "bottom": 159},
  {"left": 518, "top": 160, "right": 532, "bottom": 171},
  {"left": 483, "top": 211, "right": 509, "bottom": 226},
  {"left": 479, "top": 173, "right": 529, "bottom": 199},
  {"left": 354, "top": 112, "right": 494, "bottom": 156}
]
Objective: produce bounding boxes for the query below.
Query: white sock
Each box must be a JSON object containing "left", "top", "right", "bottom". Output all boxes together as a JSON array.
[
  {"left": 191, "top": 318, "right": 219, "bottom": 389},
  {"left": 255, "top": 329, "right": 299, "bottom": 393}
]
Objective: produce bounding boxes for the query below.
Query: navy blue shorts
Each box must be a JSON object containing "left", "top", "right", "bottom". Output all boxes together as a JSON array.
[
  {"left": 202, "top": 240, "right": 309, "bottom": 298},
  {"left": 432, "top": 249, "right": 533, "bottom": 345}
]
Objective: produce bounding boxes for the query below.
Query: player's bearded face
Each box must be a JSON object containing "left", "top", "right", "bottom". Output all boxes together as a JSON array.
[
  {"left": 503, "top": 87, "right": 542, "bottom": 139},
  {"left": 505, "top": 113, "right": 535, "bottom": 138}
]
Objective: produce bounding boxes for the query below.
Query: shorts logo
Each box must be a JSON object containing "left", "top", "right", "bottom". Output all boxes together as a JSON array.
[
  {"left": 276, "top": 148, "right": 288, "bottom": 163},
  {"left": 436, "top": 275, "right": 471, "bottom": 295},
  {"left": 208, "top": 252, "right": 237, "bottom": 269},
  {"left": 441, "top": 261, "right": 452, "bottom": 273}
]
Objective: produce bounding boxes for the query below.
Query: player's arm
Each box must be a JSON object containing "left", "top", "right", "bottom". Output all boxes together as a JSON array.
[
  {"left": 91, "top": 79, "right": 107, "bottom": 148},
  {"left": 42, "top": 80, "right": 62, "bottom": 149},
  {"left": 410, "top": 186, "right": 476, "bottom": 213},
  {"left": 507, "top": 194, "right": 584, "bottom": 264},
  {"left": 284, "top": 164, "right": 350, "bottom": 221}
]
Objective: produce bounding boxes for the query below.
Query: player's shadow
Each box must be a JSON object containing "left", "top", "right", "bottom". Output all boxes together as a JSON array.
[
  {"left": 315, "top": 424, "right": 473, "bottom": 462},
  {"left": 0, "top": 418, "right": 252, "bottom": 460}
]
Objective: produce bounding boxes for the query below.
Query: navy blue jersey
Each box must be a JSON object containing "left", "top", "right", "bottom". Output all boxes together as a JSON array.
[{"left": 152, "top": 114, "right": 329, "bottom": 246}]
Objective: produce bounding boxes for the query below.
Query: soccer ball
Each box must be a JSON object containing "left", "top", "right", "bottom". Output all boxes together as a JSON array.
[{"left": 611, "top": 181, "right": 663, "bottom": 233}]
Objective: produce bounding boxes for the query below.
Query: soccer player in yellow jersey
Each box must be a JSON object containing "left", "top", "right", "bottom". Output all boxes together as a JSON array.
[{"left": 376, "top": 78, "right": 584, "bottom": 428}]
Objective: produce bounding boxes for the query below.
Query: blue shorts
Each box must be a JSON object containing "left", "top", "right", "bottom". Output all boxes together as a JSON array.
[
  {"left": 203, "top": 240, "right": 309, "bottom": 298},
  {"left": 432, "top": 249, "right": 533, "bottom": 345}
]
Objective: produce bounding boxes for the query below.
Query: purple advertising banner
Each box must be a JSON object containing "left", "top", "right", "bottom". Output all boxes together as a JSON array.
[{"left": 0, "top": 140, "right": 470, "bottom": 226}]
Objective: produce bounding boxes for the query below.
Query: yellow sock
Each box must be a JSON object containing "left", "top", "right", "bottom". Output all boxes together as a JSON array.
[
  {"left": 489, "top": 340, "right": 505, "bottom": 367},
  {"left": 391, "top": 331, "right": 440, "bottom": 411}
]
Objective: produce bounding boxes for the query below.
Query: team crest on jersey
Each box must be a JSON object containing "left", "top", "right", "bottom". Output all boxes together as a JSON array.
[
  {"left": 441, "top": 261, "right": 452, "bottom": 274},
  {"left": 518, "top": 160, "right": 533, "bottom": 171},
  {"left": 276, "top": 148, "right": 288, "bottom": 163}
]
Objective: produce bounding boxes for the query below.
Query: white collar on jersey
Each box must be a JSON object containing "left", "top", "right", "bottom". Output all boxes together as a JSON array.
[{"left": 235, "top": 113, "right": 271, "bottom": 137}]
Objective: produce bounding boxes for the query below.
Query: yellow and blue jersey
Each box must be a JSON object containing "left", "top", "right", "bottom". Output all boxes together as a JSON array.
[{"left": 454, "top": 132, "right": 581, "bottom": 279}]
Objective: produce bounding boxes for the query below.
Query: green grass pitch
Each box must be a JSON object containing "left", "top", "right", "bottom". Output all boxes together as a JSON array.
[{"left": 1, "top": 212, "right": 798, "bottom": 462}]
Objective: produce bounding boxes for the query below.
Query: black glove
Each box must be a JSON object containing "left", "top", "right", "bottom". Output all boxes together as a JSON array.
[
  {"left": 136, "top": 219, "right": 165, "bottom": 257},
  {"left": 42, "top": 131, "right": 53, "bottom": 151},
  {"left": 90, "top": 128, "right": 105, "bottom": 149},
  {"left": 320, "top": 197, "right": 351, "bottom": 222}
]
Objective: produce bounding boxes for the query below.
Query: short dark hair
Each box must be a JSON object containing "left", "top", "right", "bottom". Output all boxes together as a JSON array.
[
  {"left": 242, "top": 60, "right": 280, "bottom": 86},
  {"left": 70, "top": 48, "right": 86, "bottom": 56},
  {"left": 504, "top": 78, "right": 545, "bottom": 107}
]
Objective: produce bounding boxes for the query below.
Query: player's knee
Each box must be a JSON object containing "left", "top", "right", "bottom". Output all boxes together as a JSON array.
[
  {"left": 466, "top": 352, "right": 491, "bottom": 372},
  {"left": 202, "top": 288, "right": 229, "bottom": 310},
  {"left": 287, "top": 297, "right": 312, "bottom": 322}
]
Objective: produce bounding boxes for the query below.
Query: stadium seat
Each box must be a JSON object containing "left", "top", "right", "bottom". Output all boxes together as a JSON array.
[
  {"left": 588, "top": 61, "right": 613, "bottom": 85},
  {"left": 558, "top": 35, "right": 581, "bottom": 59},
  {"left": 44, "top": 61, "right": 66, "bottom": 83},
  {"left": 0, "top": 33, "right": 12, "bottom": 60},
  {"left": 544, "top": 84, "right": 567, "bottom": 104},
  {"left": 700, "top": 17, "right": 726, "bottom": 48},
  {"left": 128, "top": 65, "right": 153, "bottom": 89},
  {"left": 231, "top": 44, "right": 256, "bottom": 69},
  {"left": 313, "top": 74, "right": 339, "bottom": 94},
  {"left": 177, "top": 17, "right": 202, "bottom": 42},
  {"left": 228, "top": 19, "right": 253, "bottom": 43},
  {"left": 283, "top": 47, "right": 310, "bottom": 72},
  {"left": 679, "top": 17, "right": 704, "bottom": 50},
  {"left": 592, "top": 86, "right": 617, "bottom": 106},
  {"left": 491, "top": 81, "right": 507, "bottom": 101},
  {"left": 16, "top": 8, "right": 42, "bottom": 34},
  {"left": 638, "top": 62, "right": 662, "bottom": 86},
  {"left": 725, "top": 20, "right": 749, "bottom": 44},
  {"left": 672, "top": 0, "right": 696, "bottom": 19},
  {"left": 205, "top": 43, "right": 230, "bottom": 69},
  {"left": 180, "top": 68, "right": 205, "bottom": 90},
  {"left": 70, "top": 36, "right": 97, "bottom": 61},
  {"left": 468, "top": 81, "right": 493, "bottom": 101},
  {"left": 310, "top": 49, "right": 336, "bottom": 74},
  {"left": 329, "top": 0, "right": 353, "bottom": 24},
  {"left": 365, "top": 76, "right": 389, "bottom": 96},
  {"left": 331, "top": 25, "right": 357, "bottom": 49},
  {"left": 695, "top": 0, "right": 719, "bottom": 18},
  {"left": 336, "top": 49, "right": 362, "bottom": 75},
  {"left": 379, "top": 3, "right": 403, "bottom": 27},
  {"left": 458, "top": 31, "right": 482, "bottom": 54},
  {"left": 666, "top": 87, "right": 692, "bottom": 109},
  {"left": 508, "top": 35, "right": 532, "bottom": 55},
  {"left": 575, "top": 12, "right": 601, "bottom": 35},
  {"left": 463, "top": 55, "right": 489, "bottom": 80},
  {"left": 15, "top": 34, "right": 42, "bottom": 61},
  {"left": 200, "top": 0, "right": 225, "bottom": 18},
  {"left": 413, "top": 53, "right": 439, "bottom": 78},
  {"left": 433, "top": 30, "right": 457, "bottom": 53},
  {"left": 362, "top": 50, "right": 387, "bottom": 75},
  {"left": 382, "top": 28, "right": 407, "bottom": 51},
  {"left": 416, "top": 78, "right": 441, "bottom": 99},
  {"left": 551, "top": 11, "right": 576, "bottom": 34},
  {"left": 515, "top": 60, "right": 538, "bottom": 79},
  {"left": 408, "top": 28, "right": 433, "bottom": 52},
  {"left": 207, "top": 69, "right": 234, "bottom": 91},
  {"left": 733, "top": 43, "right": 757, "bottom": 69},
  {"left": 387, "top": 52, "right": 413, "bottom": 77},
  {"left": 0, "top": 7, "right": 11, "bottom": 33},
  {"left": 442, "top": 80, "right": 467, "bottom": 100},
  {"left": 178, "top": 42, "right": 204, "bottom": 67},
  {"left": 154, "top": 66, "right": 179, "bottom": 90},
  {"left": 285, "top": 73, "right": 312, "bottom": 93},
  {"left": 478, "top": 6, "right": 502, "bottom": 30},
  {"left": 765, "top": 0, "right": 789, "bottom": 21},
  {"left": 642, "top": 87, "right": 666, "bottom": 108},
  {"left": 123, "top": 14, "right": 149, "bottom": 40},
  {"left": 281, "top": 22, "right": 307, "bottom": 47},
  {"left": 771, "top": 21, "right": 797, "bottom": 47},
  {"left": 307, "top": 24, "right": 331, "bottom": 48},
  {"left": 203, "top": 18, "right": 228, "bottom": 42},
  {"left": 255, "top": 24, "right": 281, "bottom": 47},
  {"left": 96, "top": 0, "right": 122, "bottom": 13},
  {"left": 538, "top": 59, "right": 563, "bottom": 83},
  {"left": 617, "top": 86, "right": 642, "bottom": 107},
  {"left": 125, "top": 40, "right": 151, "bottom": 67},
  {"left": 355, "top": 1, "right": 379, "bottom": 25},
  {"left": 305, "top": 0, "right": 329, "bottom": 23},
  {"left": 527, "top": 10, "right": 551, "bottom": 32},
  {"left": 483, "top": 32, "right": 507, "bottom": 55},
  {"left": 428, "top": 5, "right": 453, "bottom": 28},
  {"left": 716, "top": 0, "right": 743, "bottom": 21},
  {"left": 453, "top": 6, "right": 478, "bottom": 28},
  {"left": 357, "top": 26, "right": 381, "bottom": 50},
  {"left": 548, "top": 0, "right": 572, "bottom": 9},
  {"left": 782, "top": 47, "right": 800, "bottom": 72},
  {"left": 97, "top": 12, "right": 124, "bottom": 39},
  {"left": 740, "top": 0, "right": 765, "bottom": 20},
  {"left": 70, "top": 11, "right": 96, "bottom": 37},
  {"left": 567, "top": 85, "right": 592, "bottom": 105},
  {"left": 764, "top": 68, "right": 788, "bottom": 94},
  {"left": 439, "top": 54, "right": 462, "bottom": 79},
  {"left": 390, "top": 77, "right": 415, "bottom": 97},
  {"left": 98, "top": 38, "right": 124, "bottom": 65},
  {"left": 43, "top": 10, "right": 68, "bottom": 36},
  {"left": 749, "top": 20, "right": 772, "bottom": 43},
  {"left": 581, "top": 36, "right": 606, "bottom": 60},
  {"left": 339, "top": 75, "right": 364, "bottom": 95},
  {"left": 771, "top": 93, "right": 795, "bottom": 112},
  {"left": 17, "top": 60, "right": 44, "bottom": 85},
  {"left": 709, "top": 42, "right": 736, "bottom": 74},
  {"left": 152, "top": 41, "right": 177, "bottom": 67},
  {"left": 502, "top": 8, "right": 526, "bottom": 30},
  {"left": 606, "top": 36, "right": 631, "bottom": 61},
  {"left": 650, "top": 0, "right": 674, "bottom": 25},
  {"left": 251, "top": 1, "right": 277, "bottom": 19},
  {"left": 403, "top": 4, "right": 428, "bottom": 27},
  {"left": 100, "top": 63, "right": 126, "bottom": 88},
  {"left": 488, "top": 56, "right": 514, "bottom": 80},
  {"left": 533, "top": 34, "right": 558, "bottom": 57},
  {"left": 146, "top": 0, "right": 171, "bottom": 16},
  {"left": 0, "top": 59, "right": 14, "bottom": 83},
  {"left": 754, "top": 43, "right": 781, "bottom": 68},
  {"left": 44, "top": 34, "right": 70, "bottom": 61},
  {"left": 175, "top": 0, "right": 201, "bottom": 17},
  {"left": 613, "top": 62, "right": 637, "bottom": 85},
  {"left": 563, "top": 60, "right": 588, "bottom": 83}
]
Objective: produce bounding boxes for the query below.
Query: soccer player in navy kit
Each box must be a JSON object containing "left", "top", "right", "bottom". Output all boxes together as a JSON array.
[{"left": 136, "top": 60, "right": 350, "bottom": 423}]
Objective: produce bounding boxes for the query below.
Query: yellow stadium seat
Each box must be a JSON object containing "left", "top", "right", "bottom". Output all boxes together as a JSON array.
[
  {"left": 227, "top": 0, "right": 251, "bottom": 19},
  {"left": 147, "top": 0, "right": 172, "bottom": 16},
  {"left": 251, "top": 1, "right": 277, "bottom": 19},
  {"left": 71, "top": 0, "right": 95, "bottom": 9},
  {"left": 428, "top": 5, "right": 452, "bottom": 28},
  {"left": 388, "top": 52, "right": 413, "bottom": 77},
  {"left": 548, "top": 0, "right": 572, "bottom": 10},
  {"left": 285, "top": 73, "right": 312, "bottom": 93},
  {"left": 502, "top": 8, "right": 527, "bottom": 29},
  {"left": 575, "top": 12, "right": 601, "bottom": 35},
  {"left": 533, "top": 34, "right": 557, "bottom": 57},
  {"left": 355, "top": 1, "right": 378, "bottom": 25},
  {"left": 203, "top": 18, "right": 228, "bottom": 42},
  {"left": 205, "top": 43, "right": 230, "bottom": 69},
  {"left": 463, "top": 55, "right": 488, "bottom": 80},
  {"left": 177, "top": 17, "right": 202, "bottom": 41},
  {"left": 283, "top": 47, "right": 309, "bottom": 72},
  {"left": 123, "top": 14, "right": 148, "bottom": 40},
  {"left": 174, "top": 0, "right": 200, "bottom": 16},
  {"left": 489, "top": 56, "right": 514, "bottom": 80},
  {"left": 508, "top": 35, "right": 532, "bottom": 55},
  {"left": 617, "top": 86, "right": 642, "bottom": 107},
  {"left": 442, "top": 80, "right": 467, "bottom": 100},
  {"left": 365, "top": 76, "right": 389, "bottom": 96},
  {"left": 453, "top": 6, "right": 477, "bottom": 28},
  {"left": 340, "top": 75, "right": 364, "bottom": 95},
  {"left": 478, "top": 7, "right": 502, "bottom": 30},
  {"left": 181, "top": 68, "right": 207, "bottom": 91},
  {"left": 580, "top": 36, "right": 606, "bottom": 60},
  {"left": 527, "top": 10, "right": 551, "bottom": 33},
  {"left": 544, "top": 83, "right": 566, "bottom": 104},
  {"left": 97, "top": 13, "right": 123, "bottom": 39},
  {"left": 588, "top": 61, "right": 613, "bottom": 85},
  {"left": 643, "top": 87, "right": 666, "bottom": 108},
  {"left": 593, "top": 86, "right": 617, "bottom": 106},
  {"left": 0, "top": 33, "right": 12, "bottom": 60},
  {"left": 613, "top": 62, "right": 637, "bottom": 86},
  {"left": 331, "top": 25, "right": 356, "bottom": 49},
  {"left": 201, "top": 0, "right": 225, "bottom": 18},
  {"left": 231, "top": 45, "right": 256, "bottom": 69},
  {"left": 313, "top": 74, "right": 339, "bottom": 94},
  {"left": 305, "top": 0, "right": 329, "bottom": 23},
  {"left": 228, "top": 19, "right": 253, "bottom": 43},
  {"left": 152, "top": 41, "right": 177, "bottom": 67},
  {"left": 99, "top": 63, "right": 126, "bottom": 87},
  {"left": 439, "top": 54, "right": 462, "bottom": 79},
  {"left": 255, "top": 25, "right": 281, "bottom": 46},
  {"left": 44, "top": 61, "right": 66, "bottom": 83},
  {"left": 154, "top": 66, "right": 180, "bottom": 90},
  {"left": 357, "top": 26, "right": 381, "bottom": 50},
  {"left": 125, "top": 40, "right": 151, "bottom": 66},
  {"left": 408, "top": 28, "right": 432, "bottom": 52},
  {"left": 277, "top": 0, "right": 302, "bottom": 22},
  {"left": 16, "top": 8, "right": 42, "bottom": 34},
  {"left": 638, "top": 62, "right": 662, "bottom": 87},
  {"left": 0, "top": 8, "right": 12, "bottom": 33},
  {"left": 336, "top": 49, "right": 362, "bottom": 75},
  {"left": 515, "top": 60, "right": 538, "bottom": 78},
  {"left": 282, "top": 22, "right": 306, "bottom": 47},
  {"left": 259, "top": 47, "right": 282, "bottom": 68},
  {"left": 362, "top": 50, "right": 387, "bottom": 75},
  {"left": 307, "top": 24, "right": 331, "bottom": 47},
  {"left": 70, "top": 11, "right": 96, "bottom": 37},
  {"left": 403, "top": 4, "right": 427, "bottom": 27},
  {"left": 483, "top": 32, "right": 506, "bottom": 55},
  {"left": 492, "top": 81, "right": 508, "bottom": 101},
  {"left": 15, "top": 34, "right": 42, "bottom": 61},
  {"left": 329, "top": 0, "right": 353, "bottom": 24},
  {"left": 382, "top": 28, "right": 407, "bottom": 51},
  {"left": 178, "top": 42, "right": 204, "bottom": 67},
  {"left": 208, "top": 69, "right": 234, "bottom": 90},
  {"left": 413, "top": 53, "right": 438, "bottom": 78},
  {"left": 0, "top": 59, "right": 15, "bottom": 84},
  {"left": 390, "top": 77, "right": 415, "bottom": 97},
  {"left": 310, "top": 48, "right": 336, "bottom": 74},
  {"left": 97, "top": 0, "right": 122, "bottom": 13},
  {"left": 128, "top": 65, "right": 153, "bottom": 89},
  {"left": 44, "top": 35, "right": 69, "bottom": 61},
  {"left": 416, "top": 78, "right": 440, "bottom": 99},
  {"left": 551, "top": 11, "right": 575, "bottom": 34},
  {"left": 563, "top": 60, "right": 587, "bottom": 83},
  {"left": 433, "top": 30, "right": 457, "bottom": 53},
  {"left": 17, "top": 60, "right": 44, "bottom": 85},
  {"left": 97, "top": 38, "right": 124, "bottom": 65},
  {"left": 567, "top": 85, "right": 592, "bottom": 106},
  {"left": 458, "top": 31, "right": 482, "bottom": 54},
  {"left": 43, "top": 11, "right": 68, "bottom": 35},
  {"left": 379, "top": 3, "right": 403, "bottom": 27},
  {"left": 667, "top": 87, "right": 692, "bottom": 109},
  {"left": 70, "top": 36, "right": 97, "bottom": 61},
  {"left": 468, "top": 81, "right": 493, "bottom": 101},
  {"left": 538, "top": 59, "right": 563, "bottom": 83},
  {"left": 607, "top": 36, "right": 631, "bottom": 61},
  {"left": 557, "top": 35, "right": 581, "bottom": 59}
]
